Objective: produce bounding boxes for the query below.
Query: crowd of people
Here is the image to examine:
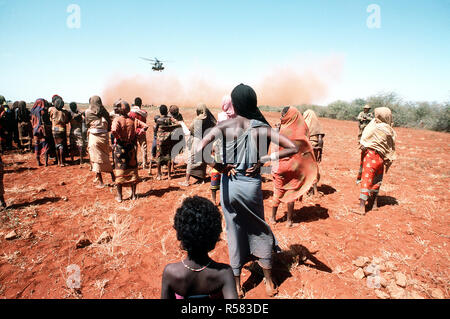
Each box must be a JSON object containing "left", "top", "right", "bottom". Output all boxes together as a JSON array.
[{"left": 0, "top": 86, "right": 396, "bottom": 298}]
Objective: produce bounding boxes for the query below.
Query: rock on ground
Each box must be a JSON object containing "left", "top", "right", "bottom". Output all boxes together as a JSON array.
[
  {"left": 395, "top": 272, "right": 407, "bottom": 288},
  {"left": 5, "top": 230, "right": 18, "bottom": 240},
  {"left": 353, "top": 268, "right": 366, "bottom": 280},
  {"left": 353, "top": 256, "right": 371, "bottom": 268}
]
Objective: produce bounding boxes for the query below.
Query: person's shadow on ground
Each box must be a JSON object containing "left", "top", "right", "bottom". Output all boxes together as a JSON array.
[{"left": 242, "top": 244, "right": 332, "bottom": 296}]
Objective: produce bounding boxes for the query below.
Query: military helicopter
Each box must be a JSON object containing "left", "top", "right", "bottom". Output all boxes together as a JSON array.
[{"left": 139, "top": 57, "right": 170, "bottom": 71}]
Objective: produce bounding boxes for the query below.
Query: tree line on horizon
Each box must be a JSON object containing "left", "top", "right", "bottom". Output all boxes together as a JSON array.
[{"left": 260, "top": 92, "right": 450, "bottom": 133}]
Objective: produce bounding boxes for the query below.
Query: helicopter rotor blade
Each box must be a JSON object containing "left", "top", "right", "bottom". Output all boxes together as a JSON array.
[{"left": 140, "top": 57, "right": 156, "bottom": 62}]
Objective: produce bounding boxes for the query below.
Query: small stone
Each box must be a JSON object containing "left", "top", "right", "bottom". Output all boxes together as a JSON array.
[
  {"left": 385, "top": 261, "right": 397, "bottom": 271},
  {"left": 23, "top": 230, "right": 35, "bottom": 240},
  {"left": 76, "top": 236, "right": 92, "bottom": 249},
  {"left": 372, "top": 257, "right": 382, "bottom": 265},
  {"left": 107, "top": 215, "right": 115, "bottom": 224},
  {"left": 62, "top": 196, "right": 68, "bottom": 201},
  {"left": 353, "top": 256, "right": 371, "bottom": 268},
  {"left": 96, "top": 231, "right": 112, "bottom": 244},
  {"left": 60, "top": 181, "right": 66, "bottom": 186},
  {"left": 5, "top": 230, "right": 18, "bottom": 240},
  {"left": 406, "top": 224, "right": 414, "bottom": 235},
  {"left": 379, "top": 276, "right": 388, "bottom": 288},
  {"left": 387, "top": 283, "right": 406, "bottom": 299},
  {"left": 395, "top": 272, "right": 407, "bottom": 288},
  {"left": 363, "top": 264, "right": 379, "bottom": 276},
  {"left": 375, "top": 290, "right": 390, "bottom": 299},
  {"left": 378, "top": 263, "right": 387, "bottom": 272},
  {"left": 431, "top": 288, "right": 444, "bottom": 299},
  {"left": 353, "top": 268, "right": 366, "bottom": 280},
  {"left": 410, "top": 291, "right": 425, "bottom": 299}
]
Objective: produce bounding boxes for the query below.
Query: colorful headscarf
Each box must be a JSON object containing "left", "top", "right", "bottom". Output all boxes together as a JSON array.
[
  {"left": 217, "top": 95, "right": 236, "bottom": 123},
  {"left": 31, "top": 99, "right": 48, "bottom": 136}
]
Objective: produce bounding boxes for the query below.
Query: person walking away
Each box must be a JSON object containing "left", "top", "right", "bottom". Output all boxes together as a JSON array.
[{"left": 355, "top": 107, "right": 396, "bottom": 215}]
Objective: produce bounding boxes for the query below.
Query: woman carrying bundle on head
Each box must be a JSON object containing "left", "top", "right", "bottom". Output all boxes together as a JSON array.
[
  {"left": 196, "top": 84, "right": 300, "bottom": 298},
  {"left": 355, "top": 107, "right": 396, "bottom": 215},
  {"left": 85, "top": 95, "right": 115, "bottom": 188},
  {"left": 111, "top": 100, "right": 148, "bottom": 202},
  {"left": 271, "top": 107, "right": 318, "bottom": 228},
  {"left": 179, "top": 104, "right": 217, "bottom": 187}
]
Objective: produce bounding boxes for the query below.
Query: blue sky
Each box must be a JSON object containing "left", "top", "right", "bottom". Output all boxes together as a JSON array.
[{"left": 0, "top": 0, "right": 449, "bottom": 104}]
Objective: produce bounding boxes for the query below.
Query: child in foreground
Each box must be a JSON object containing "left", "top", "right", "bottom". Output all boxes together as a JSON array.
[{"left": 161, "top": 196, "right": 238, "bottom": 299}]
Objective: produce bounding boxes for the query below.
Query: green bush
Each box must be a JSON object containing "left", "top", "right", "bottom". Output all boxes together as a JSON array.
[{"left": 272, "top": 92, "right": 449, "bottom": 133}]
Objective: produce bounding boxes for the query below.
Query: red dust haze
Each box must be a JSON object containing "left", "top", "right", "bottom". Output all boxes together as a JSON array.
[{"left": 102, "top": 56, "right": 343, "bottom": 107}]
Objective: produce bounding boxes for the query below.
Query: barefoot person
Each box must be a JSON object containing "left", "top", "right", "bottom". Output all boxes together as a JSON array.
[
  {"left": 355, "top": 107, "right": 396, "bottom": 215},
  {"left": 30, "top": 99, "right": 53, "bottom": 166},
  {"left": 111, "top": 100, "right": 148, "bottom": 202},
  {"left": 85, "top": 95, "right": 115, "bottom": 187},
  {"left": 155, "top": 105, "right": 180, "bottom": 180},
  {"left": 49, "top": 97, "right": 71, "bottom": 167},
  {"left": 271, "top": 107, "right": 318, "bottom": 227},
  {"left": 179, "top": 104, "right": 216, "bottom": 186},
  {"left": 197, "top": 84, "right": 300, "bottom": 298},
  {"left": 161, "top": 196, "right": 238, "bottom": 299}
]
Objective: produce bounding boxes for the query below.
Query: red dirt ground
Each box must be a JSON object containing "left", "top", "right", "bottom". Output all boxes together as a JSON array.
[{"left": 0, "top": 107, "right": 449, "bottom": 299}]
